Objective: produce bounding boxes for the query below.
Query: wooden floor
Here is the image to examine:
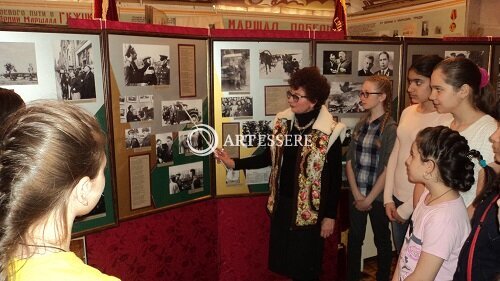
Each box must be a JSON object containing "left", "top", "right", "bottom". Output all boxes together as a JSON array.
[{"left": 359, "top": 252, "right": 398, "bottom": 281}]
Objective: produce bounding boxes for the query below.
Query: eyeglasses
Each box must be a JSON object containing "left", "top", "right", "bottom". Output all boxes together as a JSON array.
[
  {"left": 286, "top": 90, "right": 309, "bottom": 102},
  {"left": 358, "top": 91, "right": 383, "bottom": 98}
]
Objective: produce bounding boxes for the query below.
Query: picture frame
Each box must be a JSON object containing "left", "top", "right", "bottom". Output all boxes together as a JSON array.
[
  {"left": 0, "top": 27, "right": 117, "bottom": 236},
  {"left": 213, "top": 40, "right": 311, "bottom": 197},
  {"left": 106, "top": 32, "right": 211, "bottom": 220}
]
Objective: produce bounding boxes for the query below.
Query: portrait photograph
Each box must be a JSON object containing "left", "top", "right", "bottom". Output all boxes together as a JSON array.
[
  {"left": 168, "top": 161, "right": 204, "bottom": 194},
  {"left": 241, "top": 120, "right": 272, "bottom": 147},
  {"left": 221, "top": 96, "right": 253, "bottom": 118},
  {"left": 322, "top": 51, "right": 352, "bottom": 75},
  {"left": 220, "top": 49, "right": 250, "bottom": 93},
  {"left": 155, "top": 132, "right": 175, "bottom": 166},
  {"left": 120, "top": 95, "right": 154, "bottom": 123},
  {"left": 125, "top": 127, "right": 152, "bottom": 149},
  {"left": 161, "top": 99, "right": 203, "bottom": 126},
  {"left": 259, "top": 49, "right": 303, "bottom": 79},
  {"left": 0, "top": 42, "right": 37, "bottom": 86},
  {"left": 53, "top": 40, "right": 96, "bottom": 101},
  {"left": 327, "top": 81, "right": 364, "bottom": 114},
  {"left": 178, "top": 130, "right": 203, "bottom": 156},
  {"left": 363, "top": 51, "right": 395, "bottom": 77},
  {"left": 123, "top": 43, "right": 170, "bottom": 86},
  {"left": 357, "top": 51, "right": 378, "bottom": 77}
]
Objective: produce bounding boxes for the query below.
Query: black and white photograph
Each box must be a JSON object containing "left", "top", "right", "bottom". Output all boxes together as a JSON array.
[
  {"left": 226, "top": 169, "right": 240, "bottom": 185},
  {"left": 0, "top": 42, "right": 37, "bottom": 86},
  {"left": 168, "top": 161, "right": 204, "bottom": 194},
  {"left": 221, "top": 97, "right": 253, "bottom": 118},
  {"left": 123, "top": 43, "right": 170, "bottom": 86},
  {"left": 444, "top": 50, "right": 470, "bottom": 59},
  {"left": 178, "top": 130, "right": 203, "bottom": 156},
  {"left": 120, "top": 95, "right": 154, "bottom": 123},
  {"left": 161, "top": 99, "right": 203, "bottom": 126},
  {"left": 259, "top": 49, "right": 303, "bottom": 79},
  {"left": 54, "top": 40, "right": 96, "bottom": 100},
  {"left": 362, "top": 51, "right": 395, "bottom": 76},
  {"left": 357, "top": 52, "right": 377, "bottom": 76},
  {"left": 156, "top": 132, "right": 175, "bottom": 165},
  {"left": 241, "top": 120, "right": 272, "bottom": 147},
  {"left": 220, "top": 49, "right": 250, "bottom": 93},
  {"left": 327, "top": 81, "right": 364, "bottom": 114},
  {"left": 444, "top": 50, "right": 486, "bottom": 67},
  {"left": 322, "top": 51, "right": 352, "bottom": 75},
  {"left": 125, "top": 127, "right": 152, "bottom": 149}
]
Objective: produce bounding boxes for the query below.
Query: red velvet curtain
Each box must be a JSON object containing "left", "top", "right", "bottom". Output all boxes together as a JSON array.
[{"left": 93, "top": 0, "right": 118, "bottom": 21}]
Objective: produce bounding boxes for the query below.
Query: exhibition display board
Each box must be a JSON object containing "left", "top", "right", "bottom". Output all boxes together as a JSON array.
[
  {"left": 2, "top": 20, "right": 497, "bottom": 234},
  {"left": 105, "top": 27, "right": 211, "bottom": 220},
  {"left": 0, "top": 26, "right": 117, "bottom": 235},
  {"left": 212, "top": 39, "right": 312, "bottom": 196}
]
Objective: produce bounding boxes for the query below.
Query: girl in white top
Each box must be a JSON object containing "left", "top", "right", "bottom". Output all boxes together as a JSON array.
[
  {"left": 424, "top": 57, "right": 498, "bottom": 216},
  {"left": 384, "top": 55, "right": 452, "bottom": 252},
  {"left": 393, "top": 126, "right": 472, "bottom": 281}
]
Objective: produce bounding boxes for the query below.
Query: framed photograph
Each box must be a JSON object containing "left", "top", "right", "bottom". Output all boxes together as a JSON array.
[
  {"left": 120, "top": 95, "right": 154, "bottom": 123},
  {"left": 355, "top": 51, "right": 395, "bottom": 77},
  {"left": 264, "top": 85, "right": 290, "bottom": 116},
  {"left": 107, "top": 33, "right": 210, "bottom": 220},
  {"left": 122, "top": 43, "right": 170, "bottom": 86},
  {"left": 221, "top": 96, "right": 253, "bottom": 118},
  {"left": 0, "top": 28, "right": 116, "bottom": 236},
  {"left": 322, "top": 50, "right": 352, "bottom": 75},
  {"left": 241, "top": 120, "right": 272, "bottom": 147},
  {"left": 168, "top": 161, "right": 204, "bottom": 194},
  {"left": 161, "top": 99, "right": 203, "bottom": 126},
  {"left": 155, "top": 132, "right": 175, "bottom": 166},
  {"left": 327, "top": 81, "right": 364, "bottom": 114},
  {"left": 259, "top": 48, "right": 303, "bottom": 79},
  {"left": 220, "top": 49, "right": 250, "bottom": 94},
  {"left": 125, "top": 127, "right": 152, "bottom": 149},
  {"left": 0, "top": 42, "right": 38, "bottom": 86},
  {"left": 178, "top": 44, "right": 196, "bottom": 97}
]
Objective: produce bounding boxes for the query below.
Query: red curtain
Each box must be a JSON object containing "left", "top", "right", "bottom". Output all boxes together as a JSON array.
[
  {"left": 332, "top": 0, "right": 347, "bottom": 36},
  {"left": 93, "top": 0, "right": 118, "bottom": 21}
]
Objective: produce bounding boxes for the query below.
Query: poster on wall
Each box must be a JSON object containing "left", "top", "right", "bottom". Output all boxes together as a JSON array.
[
  {"left": 108, "top": 33, "right": 211, "bottom": 220},
  {"left": 348, "top": 3, "right": 466, "bottom": 38},
  {"left": 0, "top": 29, "right": 116, "bottom": 235},
  {"left": 213, "top": 40, "right": 311, "bottom": 196}
]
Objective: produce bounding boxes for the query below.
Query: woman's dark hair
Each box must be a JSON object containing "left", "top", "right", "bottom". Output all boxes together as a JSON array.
[
  {"left": 288, "top": 66, "right": 330, "bottom": 109},
  {"left": 409, "top": 55, "right": 443, "bottom": 78},
  {"left": 0, "top": 88, "right": 24, "bottom": 123},
  {"left": 434, "top": 57, "right": 497, "bottom": 118},
  {"left": 415, "top": 126, "right": 475, "bottom": 192}
]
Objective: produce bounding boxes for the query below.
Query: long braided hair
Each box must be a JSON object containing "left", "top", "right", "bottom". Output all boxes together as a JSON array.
[{"left": 353, "top": 75, "right": 393, "bottom": 148}]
